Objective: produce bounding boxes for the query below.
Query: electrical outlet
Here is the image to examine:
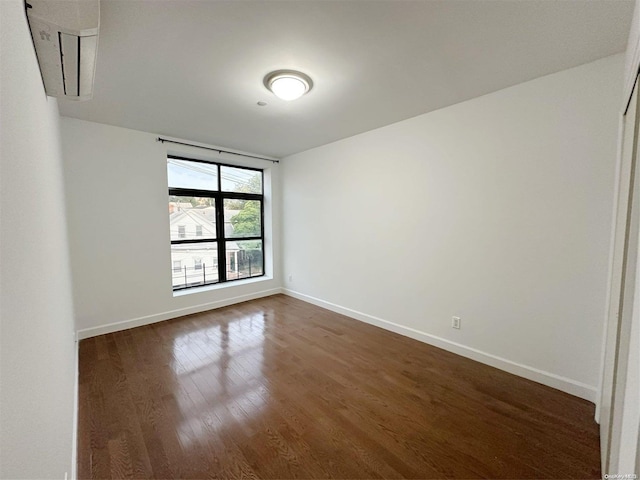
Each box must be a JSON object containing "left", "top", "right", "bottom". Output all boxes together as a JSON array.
[
  {"left": 288, "top": 274, "right": 293, "bottom": 282},
  {"left": 64, "top": 473, "right": 68, "bottom": 480},
  {"left": 452, "top": 316, "right": 461, "bottom": 329}
]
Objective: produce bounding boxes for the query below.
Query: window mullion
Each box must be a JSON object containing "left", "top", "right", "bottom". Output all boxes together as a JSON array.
[
  {"left": 215, "top": 196, "right": 227, "bottom": 282},
  {"left": 216, "top": 164, "right": 225, "bottom": 282}
]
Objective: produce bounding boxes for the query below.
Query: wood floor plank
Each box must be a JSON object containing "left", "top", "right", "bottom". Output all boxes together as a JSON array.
[{"left": 78, "top": 294, "right": 601, "bottom": 479}]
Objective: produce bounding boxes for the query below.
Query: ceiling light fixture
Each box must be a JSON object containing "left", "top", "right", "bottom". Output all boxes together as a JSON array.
[{"left": 264, "top": 70, "right": 313, "bottom": 101}]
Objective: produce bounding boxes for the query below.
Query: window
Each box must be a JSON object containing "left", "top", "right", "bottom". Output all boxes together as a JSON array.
[{"left": 168, "top": 156, "right": 264, "bottom": 291}]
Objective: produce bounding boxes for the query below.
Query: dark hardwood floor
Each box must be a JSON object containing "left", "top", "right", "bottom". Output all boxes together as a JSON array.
[{"left": 78, "top": 294, "right": 601, "bottom": 479}]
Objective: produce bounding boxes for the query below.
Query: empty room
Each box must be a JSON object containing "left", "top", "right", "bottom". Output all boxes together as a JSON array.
[{"left": 1, "top": 0, "right": 640, "bottom": 479}]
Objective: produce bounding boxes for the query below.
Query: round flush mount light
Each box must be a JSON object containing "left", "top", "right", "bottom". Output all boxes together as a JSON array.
[{"left": 263, "top": 70, "right": 313, "bottom": 101}]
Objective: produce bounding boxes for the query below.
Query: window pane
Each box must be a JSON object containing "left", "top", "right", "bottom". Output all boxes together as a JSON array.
[
  {"left": 167, "top": 158, "right": 218, "bottom": 190},
  {"left": 220, "top": 166, "right": 262, "bottom": 193},
  {"left": 169, "top": 196, "right": 217, "bottom": 240},
  {"left": 171, "top": 242, "right": 219, "bottom": 289},
  {"left": 225, "top": 240, "right": 263, "bottom": 280},
  {"left": 224, "top": 199, "right": 261, "bottom": 238}
]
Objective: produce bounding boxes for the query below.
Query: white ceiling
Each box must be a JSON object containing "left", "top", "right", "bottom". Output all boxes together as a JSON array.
[{"left": 58, "top": 0, "right": 634, "bottom": 158}]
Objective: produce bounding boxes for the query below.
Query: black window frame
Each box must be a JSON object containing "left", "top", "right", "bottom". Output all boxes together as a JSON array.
[{"left": 168, "top": 155, "right": 265, "bottom": 291}]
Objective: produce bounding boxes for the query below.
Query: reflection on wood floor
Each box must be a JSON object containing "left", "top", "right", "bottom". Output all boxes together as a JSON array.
[{"left": 78, "top": 294, "right": 600, "bottom": 479}]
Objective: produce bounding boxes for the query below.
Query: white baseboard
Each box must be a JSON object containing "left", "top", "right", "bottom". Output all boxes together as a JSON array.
[
  {"left": 76, "top": 288, "right": 283, "bottom": 340},
  {"left": 282, "top": 288, "right": 598, "bottom": 403},
  {"left": 75, "top": 286, "right": 597, "bottom": 402}
]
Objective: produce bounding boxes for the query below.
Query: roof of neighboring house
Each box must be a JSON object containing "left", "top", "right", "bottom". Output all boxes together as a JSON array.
[{"left": 170, "top": 202, "right": 194, "bottom": 211}]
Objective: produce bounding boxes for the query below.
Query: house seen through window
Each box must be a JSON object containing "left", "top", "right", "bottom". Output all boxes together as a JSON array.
[{"left": 168, "top": 156, "right": 264, "bottom": 290}]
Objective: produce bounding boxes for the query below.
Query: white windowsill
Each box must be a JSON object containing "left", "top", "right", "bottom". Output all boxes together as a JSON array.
[{"left": 172, "top": 275, "right": 273, "bottom": 297}]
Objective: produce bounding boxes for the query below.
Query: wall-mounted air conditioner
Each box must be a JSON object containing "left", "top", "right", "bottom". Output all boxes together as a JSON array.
[{"left": 25, "top": 0, "right": 100, "bottom": 101}]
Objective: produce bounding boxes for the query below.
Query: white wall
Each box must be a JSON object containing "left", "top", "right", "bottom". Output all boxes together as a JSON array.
[
  {"left": 625, "top": 0, "right": 640, "bottom": 104},
  {"left": 282, "top": 54, "right": 623, "bottom": 401},
  {"left": 60, "top": 118, "right": 282, "bottom": 337},
  {"left": 0, "top": 1, "right": 77, "bottom": 478}
]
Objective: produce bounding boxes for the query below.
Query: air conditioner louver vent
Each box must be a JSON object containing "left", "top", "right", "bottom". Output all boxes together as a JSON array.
[{"left": 26, "top": 0, "right": 100, "bottom": 101}]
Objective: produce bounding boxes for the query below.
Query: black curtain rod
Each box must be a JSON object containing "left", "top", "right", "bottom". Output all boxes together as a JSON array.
[{"left": 156, "top": 137, "right": 280, "bottom": 164}]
